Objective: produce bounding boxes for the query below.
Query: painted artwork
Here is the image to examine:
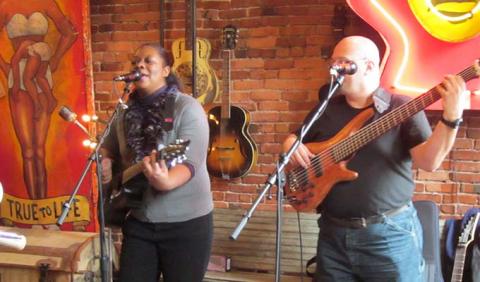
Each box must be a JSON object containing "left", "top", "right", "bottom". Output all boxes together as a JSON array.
[
  {"left": 0, "top": 0, "right": 95, "bottom": 231},
  {"left": 347, "top": 0, "right": 480, "bottom": 109}
]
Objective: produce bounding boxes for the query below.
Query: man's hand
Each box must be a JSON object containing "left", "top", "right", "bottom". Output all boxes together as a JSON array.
[{"left": 282, "top": 134, "right": 314, "bottom": 168}]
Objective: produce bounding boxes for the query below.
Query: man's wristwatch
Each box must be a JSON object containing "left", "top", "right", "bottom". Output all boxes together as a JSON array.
[{"left": 440, "top": 116, "right": 463, "bottom": 129}]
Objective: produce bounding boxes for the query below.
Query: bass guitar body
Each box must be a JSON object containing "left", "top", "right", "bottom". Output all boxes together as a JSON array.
[
  {"left": 172, "top": 38, "right": 219, "bottom": 105},
  {"left": 207, "top": 105, "right": 257, "bottom": 179},
  {"left": 285, "top": 108, "right": 374, "bottom": 211}
]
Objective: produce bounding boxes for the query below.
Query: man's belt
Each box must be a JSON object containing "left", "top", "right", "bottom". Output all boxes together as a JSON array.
[{"left": 324, "top": 204, "right": 410, "bottom": 229}]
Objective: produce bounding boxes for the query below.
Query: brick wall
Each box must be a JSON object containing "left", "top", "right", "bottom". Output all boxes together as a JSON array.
[{"left": 90, "top": 0, "right": 479, "bottom": 219}]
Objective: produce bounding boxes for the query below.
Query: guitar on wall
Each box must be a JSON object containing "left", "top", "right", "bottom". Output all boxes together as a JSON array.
[
  {"left": 103, "top": 140, "right": 190, "bottom": 226},
  {"left": 206, "top": 25, "right": 258, "bottom": 180},
  {"left": 451, "top": 212, "right": 480, "bottom": 282},
  {"left": 171, "top": 0, "right": 219, "bottom": 105},
  {"left": 285, "top": 60, "right": 480, "bottom": 212}
]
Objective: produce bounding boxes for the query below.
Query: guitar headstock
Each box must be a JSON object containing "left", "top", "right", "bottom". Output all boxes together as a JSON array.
[
  {"left": 458, "top": 212, "right": 480, "bottom": 247},
  {"left": 157, "top": 139, "right": 190, "bottom": 168},
  {"left": 223, "top": 25, "right": 238, "bottom": 50}
]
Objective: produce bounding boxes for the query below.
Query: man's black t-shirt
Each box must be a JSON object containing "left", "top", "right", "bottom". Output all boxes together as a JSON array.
[{"left": 297, "top": 88, "right": 432, "bottom": 218}]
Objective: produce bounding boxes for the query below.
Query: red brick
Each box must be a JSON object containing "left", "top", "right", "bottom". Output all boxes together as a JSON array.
[
  {"left": 412, "top": 193, "right": 442, "bottom": 203},
  {"left": 248, "top": 70, "right": 278, "bottom": 79},
  {"left": 212, "top": 191, "right": 225, "bottom": 201},
  {"left": 250, "top": 90, "right": 282, "bottom": 101},
  {"left": 248, "top": 26, "right": 280, "bottom": 37},
  {"left": 414, "top": 183, "right": 425, "bottom": 192},
  {"left": 452, "top": 161, "right": 480, "bottom": 172},
  {"left": 260, "top": 143, "right": 282, "bottom": 154},
  {"left": 258, "top": 101, "right": 288, "bottom": 111},
  {"left": 213, "top": 202, "right": 229, "bottom": 209},
  {"left": 460, "top": 184, "right": 480, "bottom": 193},
  {"left": 416, "top": 170, "right": 451, "bottom": 181},
  {"left": 453, "top": 138, "right": 474, "bottom": 149},
  {"left": 239, "top": 194, "right": 252, "bottom": 203},
  {"left": 425, "top": 183, "right": 456, "bottom": 193},
  {"left": 231, "top": 58, "right": 264, "bottom": 69},
  {"left": 294, "top": 58, "right": 326, "bottom": 69},
  {"left": 458, "top": 194, "right": 479, "bottom": 205},
  {"left": 466, "top": 128, "right": 480, "bottom": 139},
  {"left": 264, "top": 59, "right": 294, "bottom": 70},
  {"left": 439, "top": 204, "right": 455, "bottom": 215},
  {"left": 225, "top": 193, "right": 239, "bottom": 202},
  {"left": 245, "top": 37, "right": 277, "bottom": 49},
  {"left": 233, "top": 80, "right": 264, "bottom": 91},
  {"left": 250, "top": 112, "right": 280, "bottom": 122},
  {"left": 451, "top": 172, "right": 480, "bottom": 183}
]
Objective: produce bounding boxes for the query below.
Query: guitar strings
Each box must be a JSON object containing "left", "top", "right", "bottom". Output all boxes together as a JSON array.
[{"left": 287, "top": 67, "right": 478, "bottom": 191}]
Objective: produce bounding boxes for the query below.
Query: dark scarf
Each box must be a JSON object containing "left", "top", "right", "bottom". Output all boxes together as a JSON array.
[{"left": 124, "top": 85, "right": 177, "bottom": 162}]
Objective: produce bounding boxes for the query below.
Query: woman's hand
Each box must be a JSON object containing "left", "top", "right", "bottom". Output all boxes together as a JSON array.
[{"left": 142, "top": 150, "right": 170, "bottom": 191}]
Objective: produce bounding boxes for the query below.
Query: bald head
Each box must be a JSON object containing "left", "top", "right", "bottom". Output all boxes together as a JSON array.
[
  {"left": 332, "top": 36, "right": 380, "bottom": 66},
  {"left": 331, "top": 36, "right": 381, "bottom": 101}
]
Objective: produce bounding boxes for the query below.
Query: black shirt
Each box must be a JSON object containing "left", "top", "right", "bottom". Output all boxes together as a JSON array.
[{"left": 297, "top": 88, "right": 432, "bottom": 218}]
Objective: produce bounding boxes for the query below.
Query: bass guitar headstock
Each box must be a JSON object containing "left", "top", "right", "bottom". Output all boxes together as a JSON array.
[{"left": 157, "top": 139, "right": 190, "bottom": 168}]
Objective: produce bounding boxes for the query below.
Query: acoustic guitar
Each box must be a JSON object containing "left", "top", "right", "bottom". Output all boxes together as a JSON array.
[
  {"left": 451, "top": 212, "right": 479, "bottom": 282},
  {"left": 285, "top": 61, "right": 480, "bottom": 212},
  {"left": 171, "top": 0, "right": 219, "bottom": 105},
  {"left": 103, "top": 139, "right": 190, "bottom": 226},
  {"left": 206, "top": 25, "right": 257, "bottom": 179}
]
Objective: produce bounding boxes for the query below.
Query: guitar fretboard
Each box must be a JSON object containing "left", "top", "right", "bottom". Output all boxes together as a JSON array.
[
  {"left": 221, "top": 50, "right": 232, "bottom": 120},
  {"left": 451, "top": 247, "right": 467, "bottom": 282},
  {"left": 329, "top": 65, "right": 479, "bottom": 162}
]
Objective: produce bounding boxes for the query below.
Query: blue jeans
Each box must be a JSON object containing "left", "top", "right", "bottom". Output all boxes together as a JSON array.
[{"left": 315, "top": 203, "right": 424, "bottom": 282}]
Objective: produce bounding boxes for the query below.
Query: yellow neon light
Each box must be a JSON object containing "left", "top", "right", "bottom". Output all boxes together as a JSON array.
[{"left": 370, "top": 0, "right": 428, "bottom": 94}]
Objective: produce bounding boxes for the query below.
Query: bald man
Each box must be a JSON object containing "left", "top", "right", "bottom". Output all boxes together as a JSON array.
[{"left": 283, "top": 36, "right": 467, "bottom": 281}]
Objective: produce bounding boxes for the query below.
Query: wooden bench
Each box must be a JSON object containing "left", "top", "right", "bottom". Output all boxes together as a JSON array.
[{"left": 205, "top": 208, "right": 319, "bottom": 281}]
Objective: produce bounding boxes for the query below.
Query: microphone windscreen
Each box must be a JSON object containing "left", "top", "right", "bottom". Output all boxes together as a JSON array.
[{"left": 58, "top": 106, "right": 76, "bottom": 122}]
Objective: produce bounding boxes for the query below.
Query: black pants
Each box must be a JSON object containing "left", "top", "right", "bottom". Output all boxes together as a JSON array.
[{"left": 119, "top": 212, "right": 213, "bottom": 282}]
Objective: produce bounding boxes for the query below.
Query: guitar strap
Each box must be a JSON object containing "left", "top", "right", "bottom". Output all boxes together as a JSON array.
[{"left": 162, "top": 95, "right": 175, "bottom": 131}]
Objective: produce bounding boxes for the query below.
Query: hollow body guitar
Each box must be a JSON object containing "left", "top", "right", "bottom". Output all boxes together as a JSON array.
[
  {"left": 207, "top": 25, "right": 257, "bottom": 179},
  {"left": 285, "top": 61, "right": 480, "bottom": 211},
  {"left": 171, "top": 0, "right": 219, "bottom": 105}
]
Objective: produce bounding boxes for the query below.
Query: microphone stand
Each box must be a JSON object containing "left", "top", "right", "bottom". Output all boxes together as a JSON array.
[
  {"left": 57, "top": 82, "right": 132, "bottom": 282},
  {"left": 230, "top": 74, "right": 345, "bottom": 281}
]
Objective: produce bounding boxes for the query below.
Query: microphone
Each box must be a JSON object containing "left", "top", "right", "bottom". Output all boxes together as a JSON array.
[
  {"left": 329, "top": 61, "right": 357, "bottom": 76},
  {"left": 113, "top": 70, "right": 142, "bottom": 82},
  {"left": 58, "top": 106, "right": 91, "bottom": 138}
]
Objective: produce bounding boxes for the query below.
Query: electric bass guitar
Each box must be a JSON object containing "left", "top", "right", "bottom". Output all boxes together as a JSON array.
[
  {"left": 451, "top": 212, "right": 480, "bottom": 282},
  {"left": 103, "top": 139, "right": 190, "bottom": 226},
  {"left": 285, "top": 60, "right": 480, "bottom": 211},
  {"left": 207, "top": 25, "right": 257, "bottom": 179},
  {"left": 171, "top": 0, "right": 219, "bottom": 105}
]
